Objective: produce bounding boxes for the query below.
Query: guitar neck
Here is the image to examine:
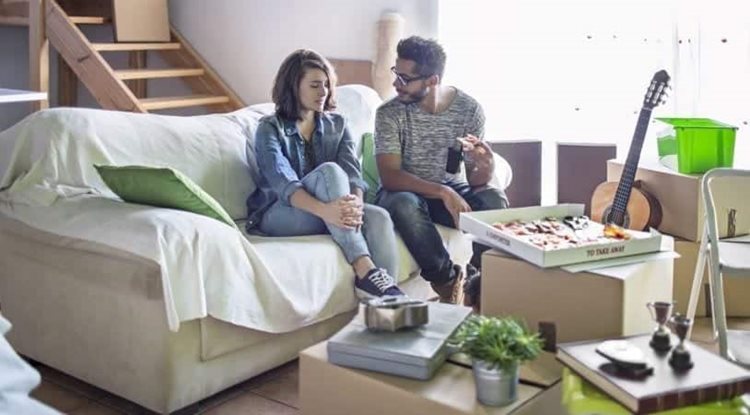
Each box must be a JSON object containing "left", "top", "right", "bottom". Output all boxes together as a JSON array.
[{"left": 612, "top": 107, "right": 652, "bottom": 216}]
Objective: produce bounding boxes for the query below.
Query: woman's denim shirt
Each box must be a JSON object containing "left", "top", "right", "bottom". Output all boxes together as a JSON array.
[{"left": 246, "top": 112, "right": 368, "bottom": 229}]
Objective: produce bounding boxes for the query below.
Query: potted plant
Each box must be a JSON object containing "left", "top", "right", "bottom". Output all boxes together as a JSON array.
[{"left": 450, "top": 315, "right": 543, "bottom": 406}]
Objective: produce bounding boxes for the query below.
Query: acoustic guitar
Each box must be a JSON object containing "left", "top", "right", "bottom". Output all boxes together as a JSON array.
[{"left": 591, "top": 70, "right": 670, "bottom": 231}]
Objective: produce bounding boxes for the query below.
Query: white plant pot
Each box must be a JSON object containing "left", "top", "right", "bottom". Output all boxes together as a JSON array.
[{"left": 472, "top": 360, "right": 519, "bottom": 406}]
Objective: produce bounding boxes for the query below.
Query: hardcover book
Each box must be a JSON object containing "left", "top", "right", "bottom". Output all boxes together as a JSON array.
[
  {"left": 556, "top": 334, "right": 750, "bottom": 414},
  {"left": 327, "top": 302, "right": 472, "bottom": 380}
]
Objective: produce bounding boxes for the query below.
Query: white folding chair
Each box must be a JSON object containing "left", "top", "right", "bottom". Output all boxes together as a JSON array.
[{"left": 686, "top": 168, "right": 750, "bottom": 367}]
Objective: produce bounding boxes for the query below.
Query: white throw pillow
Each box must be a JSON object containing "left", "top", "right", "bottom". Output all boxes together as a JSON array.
[
  {"left": 332, "top": 85, "right": 383, "bottom": 157},
  {"left": 1, "top": 108, "right": 256, "bottom": 220}
]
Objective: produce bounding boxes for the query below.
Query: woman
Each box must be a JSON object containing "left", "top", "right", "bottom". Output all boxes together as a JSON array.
[{"left": 246, "top": 49, "right": 403, "bottom": 299}]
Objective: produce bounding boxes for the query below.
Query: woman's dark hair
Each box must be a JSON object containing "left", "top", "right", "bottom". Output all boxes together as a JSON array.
[
  {"left": 271, "top": 49, "right": 337, "bottom": 120},
  {"left": 396, "top": 36, "right": 447, "bottom": 79}
]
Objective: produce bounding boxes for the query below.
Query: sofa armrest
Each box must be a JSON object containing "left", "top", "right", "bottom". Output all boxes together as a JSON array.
[{"left": 489, "top": 152, "right": 513, "bottom": 191}]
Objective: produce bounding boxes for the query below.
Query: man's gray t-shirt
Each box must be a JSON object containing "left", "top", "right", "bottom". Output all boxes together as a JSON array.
[{"left": 374, "top": 88, "right": 485, "bottom": 184}]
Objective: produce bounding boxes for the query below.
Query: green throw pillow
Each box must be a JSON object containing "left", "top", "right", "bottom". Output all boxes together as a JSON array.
[
  {"left": 95, "top": 165, "right": 238, "bottom": 229},
  {"left": 361, "top": 132, "right": 380, "bottom": 204}
]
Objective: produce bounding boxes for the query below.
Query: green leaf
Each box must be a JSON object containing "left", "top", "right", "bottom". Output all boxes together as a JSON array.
[{"left": 449, "top": 315, "right": 544, "bottom": 370}]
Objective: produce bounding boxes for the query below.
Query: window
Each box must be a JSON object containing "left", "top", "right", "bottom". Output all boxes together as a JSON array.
[{"left": 439, "top": 0, "right": 749, "bottom": 203}]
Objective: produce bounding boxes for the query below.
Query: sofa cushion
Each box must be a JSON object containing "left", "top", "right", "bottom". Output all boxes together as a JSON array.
[
  {"left": 332, "top": 85, "right": 383, "bottom": 156},
  {"left": 95, "top": 165, "right": 238, "bottom": 229},
  {"left": 360, "top": 133, "right": 380, "bottom": 204}
]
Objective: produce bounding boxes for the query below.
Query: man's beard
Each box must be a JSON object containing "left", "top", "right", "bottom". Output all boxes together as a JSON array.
[{"left": 396, "top": 87, "right": 428, "bottom": 104}]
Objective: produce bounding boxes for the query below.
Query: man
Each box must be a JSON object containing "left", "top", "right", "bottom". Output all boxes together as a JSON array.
[{"left": 375, "top": 36, "right": 508, "bottom": 307}]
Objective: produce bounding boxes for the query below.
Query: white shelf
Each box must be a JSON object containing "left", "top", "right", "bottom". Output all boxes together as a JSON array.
[{"left": 0, "top": 88, "right": 48, "bottom": 104}]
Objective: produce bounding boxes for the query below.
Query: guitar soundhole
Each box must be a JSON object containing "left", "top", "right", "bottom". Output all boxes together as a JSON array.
[{"left": 603, "top": 205, "right": 630, "bottom": 228}]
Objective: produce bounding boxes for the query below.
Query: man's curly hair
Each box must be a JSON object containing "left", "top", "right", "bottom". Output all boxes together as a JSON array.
[{"left": 396, "top": 36, "right": 447, "bottom": 79}]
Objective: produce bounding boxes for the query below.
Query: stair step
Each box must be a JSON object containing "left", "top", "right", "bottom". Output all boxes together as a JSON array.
[
  {"left": 93, "top": 42, "right": 181, "bottom": 52},
  {"left": 140, "top": 94, "right": 230, "bottom": 111},
  {"left": 115, "top": 68, "right": 205, "bottom": 80},
  {"left": 69, "top": 16, "right": 110, "bottom": 25},
  {"left": 0, "top": 16, "right": 28, "bottom": 26}
]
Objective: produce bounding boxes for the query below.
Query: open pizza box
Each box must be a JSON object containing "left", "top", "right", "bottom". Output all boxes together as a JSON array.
[{"left": 460, "top": 204, "right": 674, "bottom": 271}]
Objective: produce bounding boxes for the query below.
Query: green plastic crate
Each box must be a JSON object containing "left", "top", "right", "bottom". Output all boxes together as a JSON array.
[{"left": 655, "top": 118, "right": 738, "bottom": 174}]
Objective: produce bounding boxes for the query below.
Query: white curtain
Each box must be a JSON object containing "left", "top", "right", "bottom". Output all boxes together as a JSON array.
[{"left": 439, "top": 0, "right": 750, "bottom": 204}]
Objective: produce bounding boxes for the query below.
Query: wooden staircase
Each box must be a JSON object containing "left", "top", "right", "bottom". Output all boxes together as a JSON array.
[{"left": 2, "top": 0, "right": 244, "bottom": 113}]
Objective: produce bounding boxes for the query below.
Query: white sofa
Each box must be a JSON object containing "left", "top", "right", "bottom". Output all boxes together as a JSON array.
[{"left": 0, "top": 85, "right": 510, "bottom": 413}]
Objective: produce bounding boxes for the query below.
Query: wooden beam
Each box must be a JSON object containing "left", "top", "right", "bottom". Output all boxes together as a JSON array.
[
  {"left": 69, "top": 16, "right": 109, "bottom": 24},
  {"left": 127, "top": 51, "right": 147, "bottom": 99},
  {"left": 0, "top": 0, "right": 28, "bottom": 26},
  {"left": 92, "top": 42, "right": 180, "bottom": 52},
  {"left": 46, "top": 0, "right": 144, "bottom": 112},
  {"left": 140, "top": 94, "right": 229, "bottom": 111},
  {"left": 57, "top": 53, "right": 77, "bottom": 106},
  {"left": 28, "top": 0, "right": 49, "bottom": 110},
  {"left": 158, "top": 28, "right": 244, "bottom": 112},
  {"left": 115, "top": 68, "right": 205, "bottom": 80},
  {"left": 0, "top": 15, "right": 27, "bottom": 25}
]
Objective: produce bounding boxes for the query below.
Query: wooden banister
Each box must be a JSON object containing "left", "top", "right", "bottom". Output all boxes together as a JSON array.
[
  {"left": 14, "top": 0, "right": 243, "bottom": 114},
  {"left": 158, "top": 28, "right": 245, "bottom": 112},
  {"left": 46, "top": 0, "right": 144, "bottom": 112}
]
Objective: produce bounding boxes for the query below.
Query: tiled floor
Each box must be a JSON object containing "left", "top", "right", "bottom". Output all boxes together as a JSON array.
[{"left": 30, "top": 317, "right": 749, "bottom": 414}]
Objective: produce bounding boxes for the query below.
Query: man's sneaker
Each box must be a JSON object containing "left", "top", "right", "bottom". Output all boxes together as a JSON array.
[
  {"left": 463, "top": 263, "right": 481, "bottom": 312},
  {"left": 430, "top": 264, "right": 464, "bottom": 304},
  {"left": 355, "top": 268, "right": 405, "bottom": 300}
]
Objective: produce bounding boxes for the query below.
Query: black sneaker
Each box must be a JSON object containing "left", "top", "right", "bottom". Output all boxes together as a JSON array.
[
  {"left": 430, "top": 264, "right": 464, "bottom": 304},
  {"left": 355, "top": 268, "right": 405, "bottom": 300},
  {"left": 463, "top": 263, "right": 481, "bottom": 311}
]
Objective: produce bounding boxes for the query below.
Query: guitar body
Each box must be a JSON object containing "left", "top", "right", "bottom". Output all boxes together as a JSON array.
[{"left": 591, "top": 180, "right": 663, "bottom": 231}]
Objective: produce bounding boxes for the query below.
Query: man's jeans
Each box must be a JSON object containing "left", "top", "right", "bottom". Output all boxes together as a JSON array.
[
  {"left": 376, "top": 181, "right": 508, "bottom": 284},
  {"left": 259, "top": 162, "right": 399, "bottom": 278}
]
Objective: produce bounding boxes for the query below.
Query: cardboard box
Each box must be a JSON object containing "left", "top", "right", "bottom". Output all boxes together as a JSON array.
[
  {"left": 673, "top": 239, "right": 750, "bottom": 317},
  {"left": 607, "top": 159, "right": 750, "bottom": 242},
  {"left": 557, "top": 142, "right": 617, "bottom": 217},
  {"left": 460, "top": 205, "right": 662, "bottom": 268},
  {"left": 481, "top": 250, "right": 673, "bottom": 346},
  {"left": 113, "top": 0, "right": 170, "bottom": 42},
  {"left": 300, "top": 341, "right": 556, "bottom": 415},
  {"left": 674, "top": 239, "right": 708, "bottom": 317}
]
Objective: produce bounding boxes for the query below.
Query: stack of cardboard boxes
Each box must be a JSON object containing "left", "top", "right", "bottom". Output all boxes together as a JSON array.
[
  {"left": 480, "top": 248, "right": 674, "bottom": 347},
  {"left": 476, "top": 204, "right": 675, "bottom": 346},
  {"left": 607, "top": 159, "right": 750, "bottom": 318}
]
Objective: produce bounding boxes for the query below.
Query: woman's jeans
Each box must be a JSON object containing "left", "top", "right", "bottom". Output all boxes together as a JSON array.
[{"left": 258, "top": 162, "right": 399, "bottom": 278}]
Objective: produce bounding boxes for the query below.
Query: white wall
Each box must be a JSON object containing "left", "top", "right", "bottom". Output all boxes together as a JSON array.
[{"left": 168, "top": 0, "right": 438, "bottom": 105}]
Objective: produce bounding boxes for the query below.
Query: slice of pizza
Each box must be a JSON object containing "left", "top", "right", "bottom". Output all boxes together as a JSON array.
[{"left": 603, "top": 223, "right": 631, "bottom": 240}]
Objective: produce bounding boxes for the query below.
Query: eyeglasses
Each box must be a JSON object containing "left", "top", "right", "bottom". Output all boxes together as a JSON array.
[{"left": 390, "top": 66, "right": 430, "bottom": 86}]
